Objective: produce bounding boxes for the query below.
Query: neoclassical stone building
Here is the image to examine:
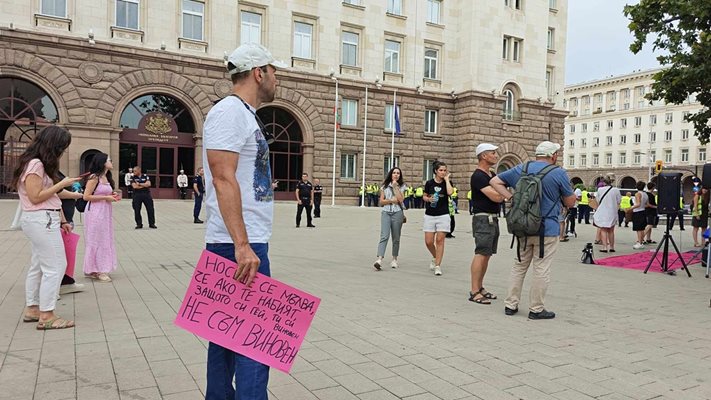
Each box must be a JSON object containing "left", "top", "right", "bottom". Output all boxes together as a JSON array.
[{"left": 0, "top": 0, "right": 568, "bottom": 201}]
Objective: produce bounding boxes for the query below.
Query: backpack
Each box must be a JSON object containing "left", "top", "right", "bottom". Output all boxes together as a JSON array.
[{"left": 506, "top": 162, "right": 559, "bottom": 259}]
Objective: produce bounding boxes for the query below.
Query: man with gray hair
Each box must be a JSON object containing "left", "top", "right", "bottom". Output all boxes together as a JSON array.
[
  {"left": 202, "top": 42, "right": 286, "bottom": 399},
  {"left": 490, "top": 141, "right": 576, "bottom": 320}
]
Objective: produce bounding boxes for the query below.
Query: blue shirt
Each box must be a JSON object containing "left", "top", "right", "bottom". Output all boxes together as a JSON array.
[{"left": 498, "top": 161, "right": 573, "bottom": 237}]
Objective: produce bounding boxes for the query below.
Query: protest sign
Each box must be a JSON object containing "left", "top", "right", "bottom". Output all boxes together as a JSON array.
[{"left": 174, "top": 250, "right": 320, "bottom": 373}]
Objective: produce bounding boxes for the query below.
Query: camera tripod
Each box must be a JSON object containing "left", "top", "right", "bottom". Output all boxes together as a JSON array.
[{"left": 643, "top": 214, "right": 692, "bottom": 276}]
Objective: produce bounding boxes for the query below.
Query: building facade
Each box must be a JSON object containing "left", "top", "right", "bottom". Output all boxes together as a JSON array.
[
  {"left": 563, "top": 68, "right": 704, "bottom": 200},
  {"left": 0, "top": 0, "right": 567, "bottom": 200}
]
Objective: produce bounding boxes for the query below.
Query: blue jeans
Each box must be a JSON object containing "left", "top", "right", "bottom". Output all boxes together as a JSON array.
[{"left": 205, "top": 242, "right": 271, "bottom": 400}]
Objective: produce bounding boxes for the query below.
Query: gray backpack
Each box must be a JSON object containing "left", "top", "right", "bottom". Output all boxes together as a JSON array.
[{"left": 506, "top": 162, "right": 558, "bottom": 259}]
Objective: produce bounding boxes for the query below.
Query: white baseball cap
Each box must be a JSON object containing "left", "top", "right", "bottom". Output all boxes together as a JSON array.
[
  {"left": 227, "top": 43, "right": 288, "bottom": 75},
  {"left": 535, "top": 141, "right": 561, "bottom": 157},
  {"left": 476, "top": 143, "right": 498, "bottom": 156}
]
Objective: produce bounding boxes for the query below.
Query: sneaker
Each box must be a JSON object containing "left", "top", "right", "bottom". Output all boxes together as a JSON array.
[
  {"left": 429, "top": 259, "right": 436, "bottom": 270},
  {"left": 528, "top": 309, "right": 555, "bottom": 320},
  {"left": 194, "top": 218, "right": 204, "bottom": 224},
  {"left": 504, "top": 307, "right": 518, "bottom": 316},
  {"left": 390, "top": 260, "right": 398, "bottom": 269},
  {"left": 434, "top": 266, "right": 442, "bottom": 276},
  {"left": 149, "top": 225, "right": 158, "bottom": 229},
  {"left": 633, "top": 242, "right": 645, "bottom": 249},
  {"left": 373, "top": 259, "right": 382, "bottom": 271},
  {"left": 135, "top": 225, "right": 143, "bottom": 229},
  {"left": 59, "top": 283, "right": 85, "bottom": 295}
]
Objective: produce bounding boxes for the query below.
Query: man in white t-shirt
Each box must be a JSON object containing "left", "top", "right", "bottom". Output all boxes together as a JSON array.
[{"left": 202, "top": 43, "right": 286, "bottom": 400}]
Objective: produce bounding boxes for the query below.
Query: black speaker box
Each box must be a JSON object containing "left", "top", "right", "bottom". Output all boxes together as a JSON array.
[
  {"left": 703, "top": 164, "right": 711, "bottom": 188},
  {"left": 657, "top": 172, "right": 682, "bottom": 214}
]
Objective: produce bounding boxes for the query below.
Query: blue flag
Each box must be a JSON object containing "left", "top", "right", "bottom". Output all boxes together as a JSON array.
[{"left": 394, "top": 105, "right": 401, "bottom": 135}]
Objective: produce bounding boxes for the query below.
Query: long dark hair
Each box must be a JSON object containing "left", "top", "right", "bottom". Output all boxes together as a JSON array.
[
  {"left": 11, "top": 126, "right": 71, "bottom": 190},
  {"left": 382, "top": 167, "right": 404, "bottom": 188},
  {"left": 86, "top": 152, "right": 115, "bottom": 190}
]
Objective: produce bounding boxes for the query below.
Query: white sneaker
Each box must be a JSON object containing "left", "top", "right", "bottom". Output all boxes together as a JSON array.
[
  {"left": 633, "top": 242, "right": 645, "bottom": 250},
  {"left": 429, "top": 259, "right": 436, "bottom": 270},
  {"left": 59, "top": 283, "right": 85, "bottom": 295},
  {"left": 434, "top": 266, "right": 442, "bottom": 276},
  {"left": 373, "top": 259, "right": 382, "bottom": 270},
  {"left": 390, "top": 260, "right": 398, "bottom": 269}
]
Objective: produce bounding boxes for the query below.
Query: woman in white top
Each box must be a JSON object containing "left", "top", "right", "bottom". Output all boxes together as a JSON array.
[
  {"left": 374, "top": 167, "right": 407, "bottom": 270},
  {"left": 592, "top": 174, "right": 622, "bottom": 252},
  {"left": 631, "top": 181, "right": 649, "bottom": 249}
]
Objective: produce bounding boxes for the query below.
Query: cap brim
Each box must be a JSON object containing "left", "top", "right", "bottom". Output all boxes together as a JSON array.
[{"left": 269, "top": 60, "right": 289, "bottom": 69}]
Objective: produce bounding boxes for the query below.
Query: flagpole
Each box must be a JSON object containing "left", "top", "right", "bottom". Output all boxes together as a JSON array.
[
  {"left": 391, "top": 89, "right": 396, "bottom": 169},
  {"left": 360, "top": 84, "right": 368, "bottom": 208},
  {"left": 331, "top": 76, "right": 338, "bottom": 207}
]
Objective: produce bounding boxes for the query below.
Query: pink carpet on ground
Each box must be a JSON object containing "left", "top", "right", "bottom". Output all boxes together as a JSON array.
[{"left": 594, "top": 250, "right": 701, "bottom": 273}]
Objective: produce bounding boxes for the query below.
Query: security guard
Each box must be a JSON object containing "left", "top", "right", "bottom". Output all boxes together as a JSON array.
[
  {"left": 451, "top": 185, "right": 459, "bottom": 214},
  {"left": 365, "top": 183, "right": 374, "bottom": 207},
  {"left": 578, "top": 188, "right": 591, "bottom": 224},
  {"left": 295, "top": 172, "right": 315, "bottom": 228},
  {"left": 358, "top": 185, "right": 365, "bottom": 206},
  {"left": 313, "top": 178, "right": 323, "bottom": 218},
  {"left": 371, "top": 182, "right": 380, "bottom": 207},
  {"left": 131, "top": 166, "right": 157, "bottom": 229},
  {"left": 467, "top": 189, "right": 473, "bottom": 215},
  {"left": 415, "top": 185, "right": 424, "bottom": 208},
  {"left": 619, "top": 191, "right": 632, "bottom": 227}
]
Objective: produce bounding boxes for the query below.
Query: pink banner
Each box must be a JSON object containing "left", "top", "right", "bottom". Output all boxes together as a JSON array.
[
  {"left": 62, "top": 231, "right": 80, "bottom": 278},
  {"left": 174, "top": 250, "right": 320, "bottom": 373}
]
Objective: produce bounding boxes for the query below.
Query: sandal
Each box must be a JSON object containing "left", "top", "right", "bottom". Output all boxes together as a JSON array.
[
  {"left": 559, "top": 238, "right": 569, "bottom": 242},
  {"left": 468, "top": 290, "right": 491, "bottom": 305},
  {"left": 594, "top": 240, "right": 602, "bottom": 245},
  {"left": 480, "top": 287, "right": 497, "bottom": 299},
  {"left": 37, "top": 317, "right": 75, "bottom": 330}
]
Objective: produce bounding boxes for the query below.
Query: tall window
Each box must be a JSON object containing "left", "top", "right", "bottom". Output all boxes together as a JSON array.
[
  {"left": 182, "top": 0, "right": 204, "bottom": 41},
  {"left": 384, "top": 155, "right": 400, "bottom": 175},
  {"left": 569, "top": 139, "right": 574, "bottom": 148},
  {"left": 665, "top": 112, "right": 673, "bottom": 124},
  {"left": 503, "top": 89, "right": 515, "bottom": 120},
  {"left": 607, "top": 120, "right": 613, "bottom": 130},
  {"left": 423, "top": 159, "right": 435, "bottom": 181},
  {"left": 568, "top": 155, "right": 574, "bottom": 167},
  {"left": 424, "top": 48, "right": 438, "bottom": 79},
  {"left": 634, "top": 133, "right": 641, "bottom": 143},
  {"left": 649, "top": 114, "right": 657, "bottom": 125},
  {"left": 341, "top": 99, "right": 358, "bottom": 127},
  {"left": 664, "top": 130, "right": 672, "bottom": 141},
  {"left": 593, "top": 153, "right": 599, "bottom": 166},
  {"left": 341, "top": 31, "right": 359, "bottom": 66},
  {"left": 606, "top": 136, "right": 613, "bottom": 146},
  {"left": 620, "top": 118, "right": 627, "bottom": 128},
  {"left": 340, "top": 154, "right": 356, "bottom": 179},
  {"left": 620, "top": 135, "right": 627, "bottom": 144},
  {"left": 384, "top": 40, "right": 401, "bottom": 73},
  {"left": 116, "top": 0, "right": 139, "bottom": 30},
  {"left": 545, "top": 68, "right": 553, "bottom": 96},
  {"left": 681, "top": 148, "right": 689, "bottom": 162},
  {"left": 293, "top": 22, "right": 313, "bottom": 59},
  {"left": 650, "top": 150, "right": 656, "bottom": 161},
  {"left": 581, "top": 123, "right": 587, "bottom": 133},
  {"left": 619, "top": 152, "right": 626, "bottom": 165},
  {"left": 547, "top": 28, "right": 554, "bottom": 50},
  {"left": 549, "top": 0, "right": 557, "bottom": 9},
  {"left": 387, "top": 0, "right": 402, "bottom": 14},
  {"left": 41, "top": 0, "right": 66, "bottom": 17},
  {"left": 427, "top": 0, "right": 441, "bottom": 24},
  {"left": 700, "top": 148, "right": 707, "bottom": 162},
  {"left": 634, "top": 152, "right": 641, "bottom": 164},
  {"left": 593, "top": 137, "right": 599, "bottom": 147},
  {"left": 593, "top": 122, "right": 600, "bottom": 132},
  {"left": 570, "top": 124, "right": 576, "bottom": 133},
  {"left": 682, "top": 129, "right": 689, "bottom": 140},
  {"left": 634, "top": 116, "right": 642, "bottom": 127},
  {"left": 581, "top": 138, "right": 587, "bottom": 148},
  {"left": 384, "top": 104, "right": 401, "bottom": 131},
  {"left": 664, "top": 150, "right": 672, "bottom": 163},
  {"left": 425, "top": 109, "right": 438, "bottom": 134},
  {"left": 580, "top": 154, "right": 587, "bottom": 167},
  {"left": 240, "top": 11, "right": 262, "bottom": 44},
  {"left": 512, "top": 38, "right": 521, "bottom": 61},
  {"left": 649, "top": 131, "right": 656, "bottom": 142}
]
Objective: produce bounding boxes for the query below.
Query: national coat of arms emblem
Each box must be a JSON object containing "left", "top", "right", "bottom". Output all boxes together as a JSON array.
[{"left": 145, "top": 114, "right": 172, "bottom": 135}]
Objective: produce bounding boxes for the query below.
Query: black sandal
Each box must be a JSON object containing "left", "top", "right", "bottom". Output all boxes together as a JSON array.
[
  {"left": 480, "top": 287, "right": 497, "bottom": 299},
  {"left": 468, "top": 290, "right": 491, "bottom": 304}
]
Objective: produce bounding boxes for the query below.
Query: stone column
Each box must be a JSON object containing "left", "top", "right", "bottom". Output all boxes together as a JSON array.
[{"left": 303, "top": 143, "right": 314, "bottom": 176}]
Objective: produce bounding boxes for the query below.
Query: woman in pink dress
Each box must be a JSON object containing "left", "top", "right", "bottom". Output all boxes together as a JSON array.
[{"left": 82, "top": 153, "right": 119, "bottom": 282}]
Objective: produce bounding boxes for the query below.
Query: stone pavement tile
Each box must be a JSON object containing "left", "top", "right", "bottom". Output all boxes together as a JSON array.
[
  {"left": 2, "top": 348, "right": 41, "bottom": 365},
  {"left": 107, "top": 338, "right": 145, "bottom": 360},
  {"left": 518, "top": 360, "right": 569, "bottom": 380},
  {"left": 34, "top": 379, "right": 76, "bottom": 399},
  {"left": 332, "top": 372, "right": 382, "bottom": 394},
  {"left": 467, "top": 370, "right": 522, "bottom": 390},
  {"left": 115, "top": 369, "right": 158, "bottom": 391},
  {"left": 184, "top": 362, "right": 206, "bottom": 393},
  {"left": 137, "top": 336, "right": 179, "bottom": 362},
  {"left": 298, "top": 347, "right": 333, "bottom": 363},
  {"left": 513, "top": 372, "right": 568, "bottom": 394},
  {"left": 550, "top": 389, "right": 598, "bottom": 400},
  {"left": 357, "top": 389, "right": 401, "bottom": 400},
  {"left": 312, "top": 385, "right": 360, "bottom": 400},
  {"left": 75, "top": 330, "right": 108, "bottom": 345},
  {"left": 75, "top": 357, "right": 116, "bottom": 387},
  {"left": 595, "top": 378, "right": 660, "bottom": 400},
  {"left": 351, "top": 361, "right": 398, "bottom": 381},
  {"left": 417, "top": 377, "right": 472, "bottom": 400},
  {"left": 327, "top": 348, "right": 372, "bottom": 365},
  {"left": 428, "top": 366, "right": 479, "bottom": 386},
  {"left": 77, "top": 382, "right": 121, "bottom": 400},
  {"left": 366, "top": 351, "right": 408, "bottom": 368},
  {"left": 37, "top": 361, "right": 77, "bottom": 383},
  {"left": 161, "top": 390, "right": 204, "bottom": 400},
  {"left": 309, "top": 338, "right": 351, "bottom": 354},
  {"left": 505, "top": 384, "right": 552, "bottom": 400},
  {"left": 119, "top": 386, "right": 162, "bottom": 400},
  {"left": 148, "top": 358, "right": 189, "bottom": 377},
  {"left": 402, "top": 353, "right": 449, "bottom": 370},
  {"left": 290, "top": 358, "right": 318, "bottom": 373},
  {"left": 552, "top": 376, "right": 614, "bottom": 398},
  {"left": 113, "top": 355, "right": 150, "bottom": 374},
  {"left": 291, "top": 369, "right": 339, "bottom": 391},
  {"left": 478, "top": 358, "right": 525, "bottom": 376},
  {"left": 268, "top": 382, "right": 318, "bottom": 400},
  {"left": 595, "top": 366, "right": 656, "bottom": 386},
  {"left": 403, "top": 394, "right": 442, "bottom": 400},
  {"left": 374, "top": 376, "right": 427, "bottom": 398},
  {"left": 439, "top": 356, "right": 490, "bottom": 375},
  {"left": 270, "top": 370, "right": 298, "bottom": 387},
  {"left": 391, "top": 364, "right": 438, "bottom": 384},
  {"left": 553, "top": 363, "right": 609, "bottom": 383},
  {"left": 460, "top": 381, "right": 519, "bottom": 400},
  {"left": 154, "top": 373, "right": 200, "bottom": 395},
  {"left": 312, "top": 358, "right": 357, "bottom": 377}
]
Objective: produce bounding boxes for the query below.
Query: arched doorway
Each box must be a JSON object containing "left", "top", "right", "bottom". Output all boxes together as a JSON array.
[
  {"left": 682, "top": 175, "right": 694, "bottom": 203},
  {"left": 620, "top": 176, "right": 637, "bottom": 190},
  {"left": 118, "top": 94, "right": 196, "bottom": 198},
  {"left": 496, "top": 155, "right": 520, "bottom": 174},
  {"left": 257, "top": 106, "right": 303, "bottom": 200},
  {"left": 570, "top": 177, "right": 583, "bottom": 187},
  {"left": 0, "top": 77, "right": 59, "bottom": 196}
]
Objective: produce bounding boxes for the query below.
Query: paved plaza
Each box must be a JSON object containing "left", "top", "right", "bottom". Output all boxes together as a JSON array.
[{"left": 0, "top": 199, "right": 710, "bottom": 400}]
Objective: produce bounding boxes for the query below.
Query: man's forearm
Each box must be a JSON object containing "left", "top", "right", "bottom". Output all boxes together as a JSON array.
[
  {"left": 214, "top": 178, "right": 250, "bottom": 246},
  {"left": 491, "top": 182, "right": 512, "bottom": 200}
]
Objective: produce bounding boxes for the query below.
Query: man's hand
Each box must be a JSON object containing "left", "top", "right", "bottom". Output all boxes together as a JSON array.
[
  {"left": 298, "top": 199, "right": 302, "bottom": 205},
  {"left": 234, "top": 244, "right": 260, "bottom": 287}
]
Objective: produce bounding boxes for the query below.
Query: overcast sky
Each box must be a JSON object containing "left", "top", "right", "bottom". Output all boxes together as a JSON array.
[{"left": 565, "top": 0, "right": 662, "bottom": 85}]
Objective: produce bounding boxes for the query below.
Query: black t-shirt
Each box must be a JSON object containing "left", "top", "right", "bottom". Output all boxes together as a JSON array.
[
  {"left": 131, "top": 174, "right": 150, "bottom": 192},
  {"left": 646, "top": 190, "right": 657, "bottom": 216},
  {"left": 313, "top": 184, "right": 323, "bottom": 200},
  {"left": 470, "top": 169, "right": 499, "bottom": 214},
  {"left": 296, "top": 181, "right": 313, "bottom": 199},
  {"left": 424, "top": 179, "right": 449, "bottom": 216},
  {"left": 193, "top": 175, "right": 204, "bottom": 194}
]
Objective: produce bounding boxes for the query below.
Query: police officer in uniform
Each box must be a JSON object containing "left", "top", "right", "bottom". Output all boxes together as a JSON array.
[
  {"left": 131, "top": 166, "right": 157, "bottom": 229},
  {"left": 295, "top": 172, "right": 315, "bottom": 228},
  {"left": 313, "top": 178, "right": 323, "bottom": 218}
]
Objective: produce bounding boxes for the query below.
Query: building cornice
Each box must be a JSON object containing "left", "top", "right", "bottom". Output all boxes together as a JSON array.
[{"left": 564, "top": 68, "right": 662, "bottom": 94}]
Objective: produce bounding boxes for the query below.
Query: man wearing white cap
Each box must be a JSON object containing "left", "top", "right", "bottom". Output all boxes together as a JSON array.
[
  {"left": 468, "top": 143, "right": 504, "bottom": 305},
  {"left": 490, "top": 141, "right": 576, "bottom": 320},
  {"left": 201, "top": 43, "right": 286, "bottom": 399}
]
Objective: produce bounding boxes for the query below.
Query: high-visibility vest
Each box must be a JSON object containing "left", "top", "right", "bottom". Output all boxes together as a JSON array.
[
  {"left": 692, "top": 197, "right": 703, "bottom": 217},
  {"left": 467, "top": 190, "right": 472, "bottom": 200},
  {"left": 580, "top": 190, "right": 590, "bottom": 205},
  {"left": 415, "top": 187, "right": 424, "bottom": 197},
  {"left": 620, "top": 196, "right": 632, "bottom": 209},
  {"left": 452, "top": 187, "right": 458, "bottom": 198},
  {"left": 359, "top": 186, "right": 364, "bottom": 195},
  {"left": 680, "top": 197, "right": 684, "bottom": 209}
]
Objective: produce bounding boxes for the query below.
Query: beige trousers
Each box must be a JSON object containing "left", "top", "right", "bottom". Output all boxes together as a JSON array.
[{"left": 504, "top": 236, "right": 559, "bottom": 313}]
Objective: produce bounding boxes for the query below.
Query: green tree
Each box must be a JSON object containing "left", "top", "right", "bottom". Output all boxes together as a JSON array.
[{"left": 624, "top": 1, "right": 711, "bottom": 142}]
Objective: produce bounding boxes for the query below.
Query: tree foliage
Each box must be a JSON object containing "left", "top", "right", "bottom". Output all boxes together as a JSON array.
[{"left": 624, "top": 1, "right": 711, "bottom": 143}]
